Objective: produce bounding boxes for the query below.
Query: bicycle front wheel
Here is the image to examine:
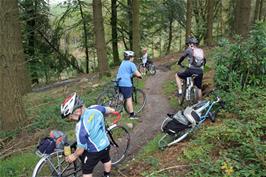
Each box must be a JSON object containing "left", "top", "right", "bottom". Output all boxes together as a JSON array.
[
  {"left": 107, "top": 125, "right": 130, "bottom": 166},
  {"left": 124, "top": 88, "right": 146, "bottom": 114},
  {"left": 32, "top": 150, "right": 82, "bottom": 177}
]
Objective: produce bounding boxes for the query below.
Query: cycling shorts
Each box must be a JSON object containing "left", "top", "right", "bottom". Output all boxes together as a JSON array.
[
  {"left": 80, "top": 146, "right": 110, "bottom": 174},
  {"left": 177, "top": 68, "right": 203, "bottom": 89},
  {"left": 119, "top": 86, "right": 133, "bottom": 99}
]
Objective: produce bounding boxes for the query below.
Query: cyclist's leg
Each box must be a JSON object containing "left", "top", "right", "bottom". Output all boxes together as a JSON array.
[
  {"left": 100, "top": 146, "right": 111, "bottom": 177},
  {"left": 193, "top": 70, "right": 203, "bottom": 101},
  {"left": 119, "top": 87, "right": 134, "bottom": 115},
  {"left": 176, "top": 69, "right": 191, "bottom": 95},
  {"left": 80, "top": 151, "right": 101, "bottom": 177}
]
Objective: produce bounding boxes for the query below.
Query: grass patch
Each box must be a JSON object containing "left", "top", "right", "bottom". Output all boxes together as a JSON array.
[{"left": 0, "top": 152, "right": 39, "bottom": 177}]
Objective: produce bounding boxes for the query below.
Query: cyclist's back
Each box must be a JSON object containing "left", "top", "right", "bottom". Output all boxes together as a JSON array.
[
  {"left": 76, "top": 105, "right": 109, "bottom": 152},
  {"left": 175, "top": 37, "right": 206, "bottom": 100}
]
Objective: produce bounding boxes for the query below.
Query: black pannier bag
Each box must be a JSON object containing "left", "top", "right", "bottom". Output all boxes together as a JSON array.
[
  {"left": 37, "top": 137, "right": 56, "bottom": 154},
  {"left": 162, "top": 111, "right": 190, "bottom": 135}
]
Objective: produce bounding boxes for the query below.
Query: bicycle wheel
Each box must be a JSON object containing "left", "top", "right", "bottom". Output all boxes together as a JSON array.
[
  {"left": 32, "top": 150, "right": 82, "bottom": 177},
  {"left": 97, "top": 91, "right": 124, "bottom": 113},
  {"left": 124, "top": 88, "right": 146, "bottom": 114},
  {"left": 138, "top": 63, "right": 146, "bottom": 75},
  {"left": 148, "top": 64, "right": 156, "bottom": 75},
  {"left": 107, "top": 125, "right": 130, "bottom": 166}
]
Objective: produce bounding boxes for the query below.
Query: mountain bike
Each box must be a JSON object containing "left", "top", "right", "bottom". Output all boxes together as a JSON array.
[
  {"left": 138, "top": 60, "right": 156, "bottom": 76},
  {"left": 97, "top": 78, "right": 146, "bottom": 114},
  {"left": 177, "top": 66, "right": 201, "bottom": 106},
  {"left": 158, "top": 96, "right": 224, "bottom": 150},
  {"left": 32, "top": 112, "right": 130, "bottom": 177}
]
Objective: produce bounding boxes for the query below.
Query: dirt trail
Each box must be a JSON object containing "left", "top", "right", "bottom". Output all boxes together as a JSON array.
[
  {"left": 127, "top": 62, "right": 175, "bottom": 156},
  {"left": 93, "top": 57, "right": 177, "bottom": 176}
]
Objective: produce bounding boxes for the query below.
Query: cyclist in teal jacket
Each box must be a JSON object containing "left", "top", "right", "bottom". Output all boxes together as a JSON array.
[{"left": 61, "top": 92, "right": 115, "bottom": 177}]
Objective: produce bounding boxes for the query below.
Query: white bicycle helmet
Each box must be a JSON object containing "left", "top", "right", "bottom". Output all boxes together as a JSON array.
[
  {"left": 60, "top": 92, "right": 84, "bottom": 119},
  {"left": 124, "top": 50, "right": 135, "bottom": 60}
]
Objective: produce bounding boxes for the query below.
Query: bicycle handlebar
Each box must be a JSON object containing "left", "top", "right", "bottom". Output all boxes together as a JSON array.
[{"left": 111, "top": 111, "right": 121, "bottom": 124}]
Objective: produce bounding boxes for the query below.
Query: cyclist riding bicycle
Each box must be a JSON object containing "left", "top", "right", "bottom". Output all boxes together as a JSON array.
[
  {"left": 61, "top": 92, "right": 116, "bottom": 177},
  {"left": 175, "top": 37, "right": 206, "bottom": 101},
  {"left": 116, "top": 50, "right": 142, "bottom": 119}
]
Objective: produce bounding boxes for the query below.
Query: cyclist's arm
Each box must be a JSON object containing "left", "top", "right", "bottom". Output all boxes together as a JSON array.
[
  {"left": 177, "top": 53, "right": 188, "bottom": 65},
  {"left": 134, "top": 70, "right": 142, "bottom": 78},
  {"left": 105, "top": 107, "right": 115, "bottom": 114},
  {"left": 66, "top": 147, "right": 84, "bottom": 163}
]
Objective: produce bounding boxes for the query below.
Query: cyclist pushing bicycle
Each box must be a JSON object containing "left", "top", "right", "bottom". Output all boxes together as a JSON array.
[
  {"left": 116, "top": 50, "right": 142, "bottom": 119},
  {"left": 60, "top": 92, "right": 117, "bottom": 177},
  {"left": 175, "top": 37, "right": 206, "bottom": 101}
]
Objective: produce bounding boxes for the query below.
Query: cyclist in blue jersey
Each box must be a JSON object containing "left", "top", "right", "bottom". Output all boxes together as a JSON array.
[
  {"left": 60, "top": 92, "right": 115, "bottom": 177},
  {"left": 116, "top": 50, "right": 142, "bottom": 119}
]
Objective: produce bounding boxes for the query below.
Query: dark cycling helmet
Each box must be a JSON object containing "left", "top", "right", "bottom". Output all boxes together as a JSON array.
[
  {"left": 124, "top": 50, "right": 135, "bottom": 60},
  {"left": 186, "top": 37, "right": 198, "bottom": 45},
  {"left": 60, "top": 92, "right": 84, "bottom": 119}
]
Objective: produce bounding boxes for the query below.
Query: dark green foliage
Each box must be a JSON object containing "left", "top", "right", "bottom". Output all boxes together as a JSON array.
[{"left": 214, "top": 22, "right": 266, "bottom": 90}]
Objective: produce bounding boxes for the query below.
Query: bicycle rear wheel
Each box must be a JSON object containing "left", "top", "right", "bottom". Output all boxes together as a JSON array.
[
  {"left": 107, "top": 125, "right": 130, "bottom": 166},
  {"left": 32, "top": 150, "right": 82, "bottom": 177},
  {"left": 97, "top": 91, "right": 124, "bottom": 113},
  {"left": 124, "top": 88, "right": 146, "bottom": 114}
]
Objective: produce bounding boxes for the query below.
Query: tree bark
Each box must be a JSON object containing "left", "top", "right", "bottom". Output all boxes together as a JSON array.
[
  {"left": 206, "top": 0, "right": 214, "bottom": 46},
  {"left": 258, "top": 0, "right": 264, "bottom": 20},
  {"left": 78, "top": 0, "right": 90, "bottom": 73},
  {"left": 92, "top": 0, "right": 110, "bottom": 77},
  {"left": 132, "top": 0, "right": 140, "bottom": 57},
  {"left": 166, "top": 19, "right": 173, "bottom": 55},
  {"left": 185, "top": 0, "right": 192, "bottom": 40},
  {"left": 0, "top": 0, "right": 28, "bottom": 131},
  {"left": 111, "top": 0, "right": 120, "bottom": 65},
  {"left": 253, "top": 0, "right": 260, "bottom": 23},
  {"left": 234, "top": 0, "right": 251, "bottom": 37},
  {"left": 128, "top": 0, "right": 133, "bottom": 50}
]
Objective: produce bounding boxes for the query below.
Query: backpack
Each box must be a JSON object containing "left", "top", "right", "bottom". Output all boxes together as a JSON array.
[
  {"left": 37, "top": 137, "right": 56, "bottom": 154},
  {"left": 191, "top": 47, "right": 204, "bottom": 67}
]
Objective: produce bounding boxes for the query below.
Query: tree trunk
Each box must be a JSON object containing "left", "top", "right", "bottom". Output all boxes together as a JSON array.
[
  {"left": 185, "top": 0, "right": 192, "bottom": 40},
  {"left": 166, "top": 19, "right": 173, "bottom": 55},
  {"left": 128, "top": 0, "right": 133, "bottom": 50},
  {"left": 92, "top": 0, "right": 110, "bottom": 77},
  {"left": 78, "top": 0, "right": 90, "bottom": 73},
  {"left": 25, "top": 0, "right": 39, "bottom": 85},
  {"left": 258, "top": 0, "right": 264, "bottom": 20},
  {"left": 132, "top": 0, "right": 140, "bottom": 57},
  {"left": 0, "top": 0, "right": 28, "bottom": 131},
  {"left": 111, "top": 0, "right": 120, "bottom": 65},
  {"left": 253, "top": 0, "right": 260, "bottom": 23},
  {"left": 206, "top": 0, "right": 214, "bottom": 46},
  {"left": 234, "top": 0, "right": 251, "bottom": 37}
]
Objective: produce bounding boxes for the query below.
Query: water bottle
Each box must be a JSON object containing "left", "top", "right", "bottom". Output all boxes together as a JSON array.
[{"left": 64, "top": 143, "right": 71, "bottom": 156}]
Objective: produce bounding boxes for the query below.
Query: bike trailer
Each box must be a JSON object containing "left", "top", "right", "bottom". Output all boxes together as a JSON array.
[{"left": 162, "top": 111, "right": 190, "bottom": 135}]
